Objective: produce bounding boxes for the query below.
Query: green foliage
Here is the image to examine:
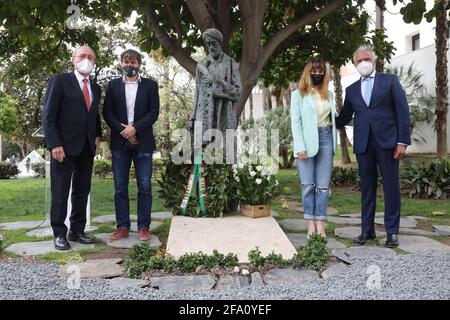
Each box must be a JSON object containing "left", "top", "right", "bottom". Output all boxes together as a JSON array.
[
  {"left": 331, "top": 167, "right": 359, "bottom": 187},
  {"left": 125, "top": 243, "right": 238, "bottom": 278},
  {"left": 0, "top": 95, "right": 19, "bottom": 136},
  {"left": 0, "top": 162, "right": 19, "bottom": 179},
  {"left": 295, "top": 234, "right": 331, "bottom": 272},
  {"left": 248, "top": 247, "right": 293, "bottom": 268},
  {"left": 94, "top": 160, "right": 112, "bottom": 178},
  {"left": 0, "top": 233, "right": 3, "bottom": 255},
  {"left": 242, "top": 107, "right": 294, "bottom": 169},
  {"left": 176, "top": 251, "right": 238, "bottom": 273},
  {"left": 157, "top": 158, "right": 237, "bottom": 217},
  {"left": 401, "top": 159, "right": 450, "bottom": 200},
  {"left": 31, "top": 162, "right": 45, "bottom": 178},
  {"left": 233, "top": 160, "right": 280, "bottom": 205}
]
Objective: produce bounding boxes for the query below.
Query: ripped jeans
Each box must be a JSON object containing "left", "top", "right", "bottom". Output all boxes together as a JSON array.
[{"left": 297, "top": 126, "right": 333, "bottom": 220}]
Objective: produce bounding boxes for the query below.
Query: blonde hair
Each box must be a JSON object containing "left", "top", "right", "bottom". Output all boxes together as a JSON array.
[{"left": 297, "top": 58, "right": 330, "bottom": 100}]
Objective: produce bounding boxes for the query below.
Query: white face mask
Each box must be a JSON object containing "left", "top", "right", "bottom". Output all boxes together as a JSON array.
[
  {"left": 356, "top": 61, "right": 374, "bottom": 77},
  {"left": 76, "top": 58, "right": 94, "bottom": 74}
]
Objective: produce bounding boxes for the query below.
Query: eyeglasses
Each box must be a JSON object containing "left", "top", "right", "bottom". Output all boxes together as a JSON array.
[{"left": 75, "top": 54, "right": 95, "bottom": 61}]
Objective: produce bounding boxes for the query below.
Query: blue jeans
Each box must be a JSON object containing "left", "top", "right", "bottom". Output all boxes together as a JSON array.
[
  {"left": 111, "top": 142, "right": 153, "bottom": 230},
  {"left": 297, "top": 126, "right": 333, "bottom": 220}
]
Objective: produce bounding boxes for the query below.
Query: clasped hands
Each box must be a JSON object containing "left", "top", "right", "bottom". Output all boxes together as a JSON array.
[{"left": 121, "top": 123, "right": 138, "bottom": 145}]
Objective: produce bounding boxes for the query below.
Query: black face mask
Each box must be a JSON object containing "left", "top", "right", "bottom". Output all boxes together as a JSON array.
[
  {"left": 123, "top": 65, "right": 139, "bottom": 77},
  {"left": 311, "top": 74, "right": 324, "bottom": 86}
]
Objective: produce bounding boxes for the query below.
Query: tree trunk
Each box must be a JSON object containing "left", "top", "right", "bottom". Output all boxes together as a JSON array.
[
  {"left": 333, "top": 67, "right": 352, "bottom": 164},
  {"left": 283, "top": 87, "right": 292, "bottom": 109},
  {"left": 272, "top": 87, "right": 283, "bottom": 107},
  {"left": 375, "top": 0, "right": 386, "bottom": 72},
  {"left": 262, "top": 87, "right": 272, "bottom": 112},
  {"left": 435, "top": 0, "right": 448, "bottom": 159},
  {"left": 249, "top": 91, "right": 254, "bottom": 121}
]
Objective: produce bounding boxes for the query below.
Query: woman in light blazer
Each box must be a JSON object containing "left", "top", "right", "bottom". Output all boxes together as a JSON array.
[{"left": 290, "top": 58, "right": 337, "bottom": 238}]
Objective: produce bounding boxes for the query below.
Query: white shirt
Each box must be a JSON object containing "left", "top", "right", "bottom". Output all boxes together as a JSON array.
[
  {"left": 74, "top": 69, "right": 92, "bottom": 105},
  {"left": 123, "top": 75, "right": 141, "bottom": 125}
]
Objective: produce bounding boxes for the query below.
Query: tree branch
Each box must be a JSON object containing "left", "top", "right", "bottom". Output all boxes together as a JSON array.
[
  {"left": 261, "top": 0, "right": 345, "bottom": 67},
  {"left": 186, "top": 0, "right": 215, "bottom": 31},
  {"left": 162, "top": 0, "right": 183, "bottom": 44},
  {"left": 146, "top": 5, "right": 196, "bottom": 75}
]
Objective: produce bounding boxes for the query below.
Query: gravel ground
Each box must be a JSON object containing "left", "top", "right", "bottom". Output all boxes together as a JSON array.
[{"left": 0, "top": 251, "right": 448, "bottom": 300}]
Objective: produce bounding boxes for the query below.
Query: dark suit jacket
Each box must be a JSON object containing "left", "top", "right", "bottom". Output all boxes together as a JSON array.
[
  {"left": 42, "top": 71, "right": 102, "bottom": 156},
  {"left": 335, "top": 72, "right": 411, "bottom": 154},
  {"left": 103, "top": 77, "right": 160, "bottom": 152}
]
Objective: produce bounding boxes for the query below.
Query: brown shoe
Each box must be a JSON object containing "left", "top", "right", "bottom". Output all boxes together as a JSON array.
[
  {"left": 110, "top": 227, "right": 129, "bottom": 240},
  {"left": 139, "top": 228, "right": 151, "bottom": 241}
]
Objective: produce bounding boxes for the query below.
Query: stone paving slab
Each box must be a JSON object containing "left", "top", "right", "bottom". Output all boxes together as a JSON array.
[
  {"left": 214, "top": 275, "right": 249, "bottom": 290},
  {"left": 321, "top": 263, "right": 349, "bottom": 279},
  {"left": 92, "top": 215, "right": 137, "bottom": 224},
  {"left": 109, "top": 277, "right": 148, "bottom": 289},
  {"left": 26, "top": 226, "right": 98, "bottom": 238},
  {"left": 332, "top": 246, "right": 396, "bottom": 264},
  {"left": 95, "top": 232, "right": 162, "bottom": 249},
  {"left": 378, "top": 235, "right": 450, "bottom": 253},
  {"left": 399, "top": 228, "right": 438, "bottom": 237},
  {"left": 166, "top": 215, "right": 297, "bottom": 263},
  {"left": 279, "top": 219, "right": 309, "bottom": 231},
  {"left": 375, "top": 217, "right": 417, "bottom": 229},
  {"left": 263, "top": 268, "right": 319, "bottom": 285},
  {"left": 0, "top": 220, "right": 50, "bottom": 230},
  {"left": 149, "top": 275, "right": 216, "bottom": 291},
  {"left": 286, "top": 233, "right": 346, "bottom": 250},
  {"left": 407, "top": 215, "right": 429, "bottom": 221},
  {"left": 250, "top": 272, "right": 265, "bottom": 286},
  {"left": 5, "top": 240, "right": 95, "bottom": 256},
  {"left": 340, "top": 212, "right": 384, "bottom": 218},
  {"left": 295, "top": 207, "right": 338, "bottom": 215},
  {"left": 130, "top": 221, "right": 163, "bottom": 233},
  {"left": 59, "top": 258, "right": 125, "bottom": 279},
  {"left": 334, "top": 226, "right": 386, "bottom": 240},
  {"left": 433, "top": 225, "right": 450, "bottom": 237},
  {"left": 270, "top": 210, "right": 279, "bottom": 218},
  {"left": 327, "top": 216, "right": 361, "bottom": 225},
  {"left": 152, "top": 212, "right": 173, "bottom": 220}
]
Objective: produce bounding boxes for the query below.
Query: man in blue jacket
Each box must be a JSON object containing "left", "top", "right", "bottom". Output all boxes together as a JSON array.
[
  {"left": 336, "top": 45, "right": 411, "bottom": 248},
  {"left": 103, "top": 49, "right": 159, "bottom": 241}
]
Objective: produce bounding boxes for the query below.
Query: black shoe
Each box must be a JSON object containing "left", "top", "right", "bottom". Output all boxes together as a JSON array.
[
  {"left": 54, "top": 236, "right": 71, "bottom": 250},
  {"left": 353, "top": 231, "right": 377, "bottom": 245},
  {"left": 68, "top": 231, "right": 96, "bottom": 244},
  {"left": 385, "top": 234, "right": 399, "bottom": 248}
]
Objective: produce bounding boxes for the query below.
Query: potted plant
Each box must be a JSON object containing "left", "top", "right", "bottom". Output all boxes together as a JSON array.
[{"left": 233, "top": 159, "right": 280, "bottom": 218}]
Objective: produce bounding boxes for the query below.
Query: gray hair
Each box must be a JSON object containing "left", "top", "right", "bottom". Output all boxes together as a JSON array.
[
  {"left": 72, "top": 45, "right": 95, "bottom": 58},
  {"left": 353, "top": 45, "right": 377, "bottom": 63}
]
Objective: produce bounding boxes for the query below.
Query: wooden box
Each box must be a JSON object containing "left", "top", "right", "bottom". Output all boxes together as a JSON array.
[{"left": 239, "top": 204, "right": 270, "bottom": 218}]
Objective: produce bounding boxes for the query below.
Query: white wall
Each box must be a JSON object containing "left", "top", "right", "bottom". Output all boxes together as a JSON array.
[{"left": 387, "top": 45, "right": 450, "bottom": 153}]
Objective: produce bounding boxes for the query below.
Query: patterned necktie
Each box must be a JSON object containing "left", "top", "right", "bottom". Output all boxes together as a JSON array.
[
  {"left": 363, "top": 76, "right": 373, "bottom": 107},
  {"left": 82, "top": 78, "right": 91, "bottom": 112}
]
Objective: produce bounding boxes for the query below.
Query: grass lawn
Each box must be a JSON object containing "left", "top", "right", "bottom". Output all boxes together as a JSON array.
[{"left": 0, "top": 167, "right": 448, "bottom": 262}]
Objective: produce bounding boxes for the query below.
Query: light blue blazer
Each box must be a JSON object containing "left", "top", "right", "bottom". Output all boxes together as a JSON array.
[{"left": 290, "top": 89, "right": 337, "bottom": 157}]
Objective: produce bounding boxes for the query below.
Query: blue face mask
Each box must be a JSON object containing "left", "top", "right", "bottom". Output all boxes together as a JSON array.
[{"left": 123, "top": 65, "right": 139, "bottom": 77}]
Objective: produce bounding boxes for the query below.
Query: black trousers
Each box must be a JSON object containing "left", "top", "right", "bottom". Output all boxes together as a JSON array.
[
  {"left": 356, "top": 129, "right": 401, "bottom": 235},
  {"left": 50, "top": 141, "right": 94, "bottom": 237}
]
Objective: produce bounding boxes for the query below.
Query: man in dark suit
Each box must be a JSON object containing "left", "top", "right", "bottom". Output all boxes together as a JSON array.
[
  {"left": 103, "top": 49, "right": 159, "bottom": 241},
  {"left": 336, "top": 45, "right": 411, "bottom": 248},
  {"left": 43, "top": 46, "right": 101, "bottom": 250}
]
